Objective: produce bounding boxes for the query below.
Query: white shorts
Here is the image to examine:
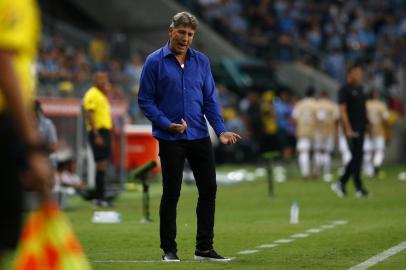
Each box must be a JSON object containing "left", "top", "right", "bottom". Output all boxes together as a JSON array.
[
  {"left": 297, "top": 137, "right": 312, "bottom": 152},
  {"left": 314, "top": 135, "right": 334, "bottom": 152},
  {"left": 364, "top": 135, "right": 385, "bottom": 152}
]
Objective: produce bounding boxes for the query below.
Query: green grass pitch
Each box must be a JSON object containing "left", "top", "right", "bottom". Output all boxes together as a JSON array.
[{"left": 65, "top": 163, "right": 406, "bottom": 270}]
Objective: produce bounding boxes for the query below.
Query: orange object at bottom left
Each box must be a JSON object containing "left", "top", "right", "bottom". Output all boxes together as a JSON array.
[{"left": 12, "top": 201, "right": 91, "bottom": 270}]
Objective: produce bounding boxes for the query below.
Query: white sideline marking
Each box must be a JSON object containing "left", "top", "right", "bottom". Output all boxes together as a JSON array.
[
  {"left": 320, "top": 224, "right": 336, "bottom": 229},
  {"left": 333, "top": 220, "right": 348, "bottom": 225},
  {"left": 94, "top": 258, "right": 236, "bottom": 263},
  {"left": 238, "top": 250, "right": 259, "bottom": 255},
  {"left": 307, "top": 228, "right": 322, "bottom": 233},
  {"left": 348, "top": 241, "right": 406, "bottom": 270},
  {"left": 98, "top": 220, "right": 350, "bottom": 265},
  {"left": 94, "top": 260, "right": 188, "bottom": 263},
  {"left": 291, "top": 233, "right": 309, "bottom": 238},
  {"left": 274, "top": 239, "right": 295, "bottom": 244},
  {"left": 257, "top": 244, "right": 278, "bottom": 249}
]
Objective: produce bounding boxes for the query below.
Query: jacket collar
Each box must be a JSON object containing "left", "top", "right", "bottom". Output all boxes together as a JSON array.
[{"left": 163, "top": 41, "right": 195, "bottom": 58}]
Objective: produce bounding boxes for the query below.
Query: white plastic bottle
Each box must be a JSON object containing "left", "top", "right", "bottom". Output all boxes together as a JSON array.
[{"left": 290, "top": 202, "right": 299, "bottom": 224}]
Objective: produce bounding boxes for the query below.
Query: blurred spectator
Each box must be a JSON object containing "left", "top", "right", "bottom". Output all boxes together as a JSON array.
[
  {"left": 190, "top": 0, "right": 403, "bottom": 105},
  {"left": 306, "top": 22, "right": 322, "bottom": 52},
  {"left": 276, "top": 33, "right": 294, "bottom": 61},
  {"left": 35, "top": 99, "right": 58, "bottom": 154},
  {"left": 313, "top": 90, "right": 339, "bottom": 181},
  {"left": 124, "top": 53, "right": 144, "bottom": 91},
  {"left": 34, "top": 1, "right": 405, "bottom": 165},
  {"left": 323, "top": 46, "right": 346, "bottom": 83},
  {"left": 292, "top": 87, "right": 317, "bottom": 179},
  {"left": 53, "top": 149, "right": 85, "bottom": 208},
  {"left": 89, "top": 33, "right": 109, "bottom": 64},
  {"left": 216, "top": 106, "right": 251, "bottom": 163},
  {"left": 260, "top": 91, "right": 278, "bottom": 153},
  {"left": 57, "top": 80, "right": 74, "bottom": 97},
  {"left": 240, "top": 91, "right": 263, "bottom": 158},
  {"left": 108, "top": 82, "right": 126, "bottom": 101},
  {"left": 286, "top": 93, "right": 297, "bottom": 155},
  {"left": 274, "top": 90, "right": 294, "bottom": 160},
  {"left": 216, "top": 83, "right": 238, "bottom": 108},
  {"left": 363, "top": 90, "right": 390, "bottom": 177}
]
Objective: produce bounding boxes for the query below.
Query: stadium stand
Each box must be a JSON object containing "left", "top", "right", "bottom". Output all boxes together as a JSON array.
[
  {"left": 185, "top": 0, "right": 404, "bottom": 102},
  {"left": 36, "top": 0, "right": 405, "bottom": 164}
]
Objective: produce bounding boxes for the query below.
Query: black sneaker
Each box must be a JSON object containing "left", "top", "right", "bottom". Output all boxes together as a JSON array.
[
  {"left": 355, "top": 188, "right": 369, "bottom": 198},
  {"left": 194, "top": 249, "right": 231, "bottom": 262},
  {"left": 162, "top": 251, "right": 180, "bottom": 262}
]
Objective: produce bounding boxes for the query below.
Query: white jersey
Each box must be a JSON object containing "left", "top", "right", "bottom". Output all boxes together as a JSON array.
[{"left": 292, "top": 98, "right": 317, "bottom": 138}]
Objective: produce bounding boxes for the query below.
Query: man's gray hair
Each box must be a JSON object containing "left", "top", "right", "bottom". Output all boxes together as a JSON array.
[{"left": 170, "top": 11, "right": 198, "bottom": 29}]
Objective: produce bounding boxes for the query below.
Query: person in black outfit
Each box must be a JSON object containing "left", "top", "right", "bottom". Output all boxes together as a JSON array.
[{"left": 331, "top": 64, "right": 369, "bottom": 198}]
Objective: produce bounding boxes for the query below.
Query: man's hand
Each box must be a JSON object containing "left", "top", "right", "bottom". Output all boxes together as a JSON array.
[
  {"left": 168, "top": 118, "right": 187, "bottom": 134},
  {"left": 23, "top": 152, "right": 53, "bottom": 202},
  {"left": 219, "top": 132, "right": 242, "bottom": 145},
  {"left": 344, "top": 127, "right": 354, "bottom": 139}
]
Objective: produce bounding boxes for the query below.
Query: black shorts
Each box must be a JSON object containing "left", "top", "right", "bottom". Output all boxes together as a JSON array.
[
  {"left": 88, "top": 129, "right": 112, "bottom": 161},
  {"left": 0, "top": 114, "right": 27, "bottom": 251}
]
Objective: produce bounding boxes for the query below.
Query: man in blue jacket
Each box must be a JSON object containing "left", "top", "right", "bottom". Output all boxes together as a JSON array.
[{"left": 138, "top": 11, "right": 241, "bottom": 262}]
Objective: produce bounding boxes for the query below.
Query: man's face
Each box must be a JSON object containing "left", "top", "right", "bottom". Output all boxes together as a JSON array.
[
  {"left": 348, "top": 67, "right": 363, "bottom": 84},
  {"left": 95, "top": 72, "right": 109, "bottom": 90},
  {"left": 169, "top": 25, "right": 195, "bottom": 56}
]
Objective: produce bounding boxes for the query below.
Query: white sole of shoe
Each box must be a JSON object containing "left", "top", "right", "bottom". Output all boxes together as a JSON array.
[
  {"left": 330, "top": 183, "right": 344, "bottom": 198},
  {"left": 194, "top": 255, "right": 232, "bottom": 262},
  {"left": 161, "top": 259, "right": 180, "bottom": 262}
]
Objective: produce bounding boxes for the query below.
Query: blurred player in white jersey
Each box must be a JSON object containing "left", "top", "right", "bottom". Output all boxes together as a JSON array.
[
  {"left": 363, "top": 90, "right": 389, "bottom": 177},
  {"left": 313, "top": 91, "right": 339, "bottom": 182},
  {"left": 292, "top": 88, "right": 317, "bottom": 179}
]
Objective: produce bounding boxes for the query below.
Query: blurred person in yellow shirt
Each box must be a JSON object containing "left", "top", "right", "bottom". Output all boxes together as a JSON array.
[
  {"left": 0, "top": 0, "right": 52, "bottom": 265},
  {"left": 363, "top": 90, "right": 389, "bottom": 177},
  {"left": 89, "top": 33, "right": 108, "bottom": 64},
  {"left": 83, "top": 71, "right": 112, "bottom": 206},
  {"left": 261, "top": 91, "right": 278, "bottom": 153}
]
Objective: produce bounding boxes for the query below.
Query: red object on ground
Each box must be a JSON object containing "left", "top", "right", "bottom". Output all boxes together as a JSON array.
[{"left": 124, "top": 125, "right": 160, "bottom": 172}]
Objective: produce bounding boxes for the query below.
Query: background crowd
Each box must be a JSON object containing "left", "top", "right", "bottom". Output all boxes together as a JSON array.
[
  {"left": 191, "top": 0, "right": 404, "bottom": 91},
  {"left": 36, "top": 0, "right": 405, "bottom": 164}
]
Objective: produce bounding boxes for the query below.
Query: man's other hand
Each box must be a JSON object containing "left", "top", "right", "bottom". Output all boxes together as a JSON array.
[
  {"left": 168, "top": 118, "right": 187, "bottom": 134},
  {"left": 345, "top": 127, "right": 354, "bottom": 139},
  {"left": 219, "top": 132, "right": 242, "bottom": 145}
]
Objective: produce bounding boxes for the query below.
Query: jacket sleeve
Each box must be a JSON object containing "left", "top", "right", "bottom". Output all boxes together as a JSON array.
[
  {"left": 201, "top": 57, "right": 227, "bottom": 137},
  {"left": 138, "top": 57, "right": 171, "bottom": 130}
]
